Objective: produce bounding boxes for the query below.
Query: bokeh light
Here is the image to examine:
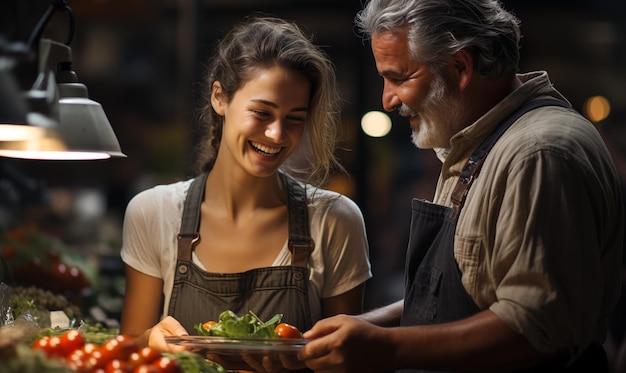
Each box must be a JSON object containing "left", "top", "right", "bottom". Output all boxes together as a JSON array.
[
  {"left": 584, "top": 95, "right": 611, "bottom": 123},
  {"left": 361, "top": 111, "right": 392, "bottom": 137}
]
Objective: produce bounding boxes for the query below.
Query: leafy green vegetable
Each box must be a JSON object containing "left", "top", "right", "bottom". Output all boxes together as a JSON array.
[{"left": 194, "top": 310, "right": 283, "bottom": 338}]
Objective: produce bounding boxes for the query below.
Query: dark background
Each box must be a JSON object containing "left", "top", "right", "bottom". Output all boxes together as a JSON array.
[{"left": 1, "top": 0, "right": 625, "bottom": 368}]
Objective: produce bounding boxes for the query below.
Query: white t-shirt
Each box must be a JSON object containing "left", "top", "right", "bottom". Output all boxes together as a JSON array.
[{"left": 121, "top": 177, "right": 372, "bottom": 323}]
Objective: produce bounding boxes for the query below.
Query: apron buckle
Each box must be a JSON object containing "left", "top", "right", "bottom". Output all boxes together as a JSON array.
[{"left": 288, "top": 240, "right": 314, "bottom": 267}]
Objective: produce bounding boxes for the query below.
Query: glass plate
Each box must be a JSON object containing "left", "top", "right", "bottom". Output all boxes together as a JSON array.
[{"left": 165, "top": 335, "right": 309, "bottom": 355}]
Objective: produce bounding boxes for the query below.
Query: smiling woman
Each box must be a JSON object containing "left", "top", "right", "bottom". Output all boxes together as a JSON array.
[
  {"left": 210, "top": 65, "right": 310, "bottom": 178},
  {"left": 118, "top": 16, "right": 372, "bottom": 372}
]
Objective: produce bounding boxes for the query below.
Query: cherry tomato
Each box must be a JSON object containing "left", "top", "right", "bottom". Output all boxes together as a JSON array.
[
  {"left": 32, "top": 336, "right": 52, "bottom": 354},
  {"left": 66, "top": 348, "right": 90, "bottom": 373},
  {"left": 32, "top": 335, "right": 67, "bottom": 358},
  {"left": 129, "top": 347, "right": 161, "bottom": 368},
  {"left": 152, "top": 356, "right": 182, "bottom": 373},
  {"left": 49, "top": 336, "right": 67, "bottom": 356},
  {"left": 105, "top": 359, "right": 134, "bottom": 373},
  {"left": 133, "top": 364, "right": 159, "bottom": 373},
  {"left": 274, "top": 323, "right": 301, "bottom": 339},
  {"left": 59, "top": 329, "right": 85, "bottom": 354},
  {"left": 202, "top": 320, "right": 217, "bottom": 331},
  {"left": 86, "top": 349, "right": 108, "bottom": 370},
  {"left": 102, "top": 335, "right": 139, "bottom": 361},
  {"left": 72, "top": 342, "right": 99, "bottom": 371},
  {"left": 92, "top": 335, "right": 139, "bottom": 369},
  {"left": 81, "top": 342, "right": 99, "bottom": 356},
  {"left": 31, "top": 336, "right": 54, "bottom": 356}
]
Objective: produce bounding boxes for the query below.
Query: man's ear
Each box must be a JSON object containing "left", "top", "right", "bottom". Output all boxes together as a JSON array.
[
  {"left": 211, "top": 81, "right": 225, "bottom": 115},
  {"left": 450, "top": 49, "right": 474, "bottom": 91}
]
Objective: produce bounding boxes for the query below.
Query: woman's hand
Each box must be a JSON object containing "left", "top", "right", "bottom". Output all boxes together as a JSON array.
[{"left": 143, "top": 316, "right": 189, "bottom": 353}]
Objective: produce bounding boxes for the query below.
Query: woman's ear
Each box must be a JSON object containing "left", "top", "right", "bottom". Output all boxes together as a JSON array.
[{"left": 211, "top": 81, "right": 225, "bottom": 115}]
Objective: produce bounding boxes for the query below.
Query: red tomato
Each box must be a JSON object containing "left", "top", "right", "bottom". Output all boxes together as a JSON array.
[
  {"left": 66, "top": 348, "right": 90, "bottom": 372},
  {"left": 73, "top": 342, "right": 99, "bottom": 371},
  {"left": 49, "top": 336, "right": 67, "bottom": 356},
  {"left": 274, "top": 323, "right": 301, "bottom": 339},
  {"left": 152, "top": 356, "right": 182, "bottom": 373},
  {"left": 133, "top": 364, "right": 160, "bottom": 373},
  {"left": 105, "top": 359, "right": 134, "bottom": 373},
  {"left": 99, "top": 335, "right": 139, "bottom": 364},
  {"left": 31, "top": 336, "right": 52, "bottom": 354},
  {"left": 32, "top": 335, "right": 67, "bottom": 358},
  {"left": 86, "top": 349, "right": 108, "bottom": 370},
  {"left": 59, "top": 329, "right": 85, "bottom": 354},
  {"left": 81, "top": 342, "right": 99, "bottom": 356},
  {"left": 129, "top": 347, "right": 162, "bottom": 368},
  {"left": 30, "top": 336, "right": 50, "bottom": 351},
  {"left": 90, "top": 335, "right": 138, "bottom": 369}
]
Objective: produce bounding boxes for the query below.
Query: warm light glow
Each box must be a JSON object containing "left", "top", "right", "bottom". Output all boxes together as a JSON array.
[
  {"left": 584, "top": 95, "right": 611, "bottom": 123},
  {"left": 0, "top": 137, "right": 110, "bottom": 160},
  {"left": 0, "top": 124, "right": 46, "bottom": 141},
  {"left": 361, "top": 111, "right": 392, "bottom": 137},
  {"left": 0, "top": 150, "right": 111, "bottom": 160}
]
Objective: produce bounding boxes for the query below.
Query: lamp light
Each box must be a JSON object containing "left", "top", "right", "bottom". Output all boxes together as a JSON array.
[
  {"left": 40, "top": 38, "right": 126, "bottom": 159},
  {"left": 0, "top": 0, "right": 125, "bottom": 160},
  {"left": 0, "top": 71, "right": 76, "bottom": 160},
  {"left": 0, "top": 52, "right": 46, "bottom": 142}
]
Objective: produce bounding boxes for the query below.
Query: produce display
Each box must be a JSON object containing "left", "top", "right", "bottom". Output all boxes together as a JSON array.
[
  {"left": 25, "top": 329, "right": 226, "bottom": 373},
  {"left": 8, "top": 285, "right": 83, "bottom": 325},
  {"left": 194, "top": 310, "right": 302, "bottom": 339},
  {"left": 0, "top": 322, "right": 225, "bottom": 373},
  {"left": 1, "top": 227, "right": 96, "bottom": 295},
  {"left": 1, "top": 226, "right": 302, "bottom": 373},
  {"left": 2, "top": 310, "right": 302, "bottom": 373}
]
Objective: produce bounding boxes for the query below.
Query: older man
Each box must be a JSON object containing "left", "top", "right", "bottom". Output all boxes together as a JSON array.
[{"left": 298, "top": 0, "right": 624, "bottom": 372}]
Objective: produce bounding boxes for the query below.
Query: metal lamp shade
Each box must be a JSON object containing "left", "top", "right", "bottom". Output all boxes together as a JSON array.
[{"left": 57, "top": 81, "right": 126, "bottom": 158}]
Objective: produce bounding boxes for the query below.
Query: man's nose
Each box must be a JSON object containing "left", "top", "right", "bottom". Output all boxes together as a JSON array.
[{"left": 382, "top": 82, "right": 401, "bottom": 112}]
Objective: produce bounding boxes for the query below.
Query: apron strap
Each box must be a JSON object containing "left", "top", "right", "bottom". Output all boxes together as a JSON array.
[
  {"left": 450, "top": 98, "right": 570, "bottom": 219},
  {"left": 280, "top": 172, "right": 315, "bottom": 268},
  {"left": 177, "top": 173, "right": 207, "bottom": 261},
  {"left": 176, "top": 172, "right": 314, "bottom": 267}
]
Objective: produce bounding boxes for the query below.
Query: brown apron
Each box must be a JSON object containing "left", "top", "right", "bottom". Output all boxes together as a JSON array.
[
  {"left": 167, "top": 172, "right": 314, "bottom": 334},
  {"left": 399, "top": 98, "right": 608, "bottom": 372}
]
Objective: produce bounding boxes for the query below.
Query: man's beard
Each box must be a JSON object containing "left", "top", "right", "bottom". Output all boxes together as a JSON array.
[{"left": 398, "top": 72, "right": 462, "bottom": 149}]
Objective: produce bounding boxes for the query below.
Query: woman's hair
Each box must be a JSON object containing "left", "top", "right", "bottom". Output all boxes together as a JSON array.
[
  {"left": 194, "top": 16, "right": 344, "bottom": 187},
  {"left": 355, "top": 0, "right": 521, "bottom": 78}
]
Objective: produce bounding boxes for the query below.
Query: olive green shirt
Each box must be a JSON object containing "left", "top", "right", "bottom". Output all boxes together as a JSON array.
[{"left": 434, "top": 71, "right": 623, "bottom": 358}]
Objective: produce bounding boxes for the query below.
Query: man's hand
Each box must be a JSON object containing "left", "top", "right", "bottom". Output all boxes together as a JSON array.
[{"left": 297, "top": 314, "right": 394, "bottom": 372}]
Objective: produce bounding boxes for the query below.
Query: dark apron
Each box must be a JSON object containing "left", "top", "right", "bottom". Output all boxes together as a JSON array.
[
  {"left": 399, "top": 99, "right": 608, "bottom": 373},
  {"left": 167, "top": 172, "right": 314, "bottom": 335}
]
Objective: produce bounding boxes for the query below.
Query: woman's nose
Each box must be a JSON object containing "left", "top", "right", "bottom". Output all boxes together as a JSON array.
[{"left": 265, "top": 120, "right": 284, "bottom": 141}]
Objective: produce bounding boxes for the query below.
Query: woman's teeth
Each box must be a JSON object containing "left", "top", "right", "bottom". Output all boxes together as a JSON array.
[{"left": 250, "top": 141, "right": 281, "bottom": 157}]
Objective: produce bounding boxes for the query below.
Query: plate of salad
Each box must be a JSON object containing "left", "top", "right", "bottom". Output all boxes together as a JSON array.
[{"left": 165, "top": 310, "right": 308, "bottom": 355}]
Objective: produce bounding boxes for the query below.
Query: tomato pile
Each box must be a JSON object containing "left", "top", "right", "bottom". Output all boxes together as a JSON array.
[{"left": 31, "top": 330, "right": 182, "bottom": 373}]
